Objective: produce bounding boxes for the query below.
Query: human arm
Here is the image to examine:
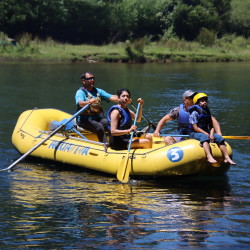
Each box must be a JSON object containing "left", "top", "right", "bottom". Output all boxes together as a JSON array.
[
  {"left": 75, "top": 89, "right": 92, "bottom": 107},
  {"left": 110, "top": 109, "right": 137, "bottom": 136},
  {"left": 211, "top": 116, "right": 222, "bottom": 135},
  {"left": 109, "top": 95, "right": 119, "bottom": 102},
  {"left": 95, "top": 88, "right": 118, "bottom": 103},
  {"left": 129, "top": 98, "right": 144, "bottom": 122},
  {"left": 209, "top": 127, "right": 215, "bottom": 142},
  {"left": 154, "top": 114, "right": 173, "bottom": 137},
  {"left": 134, "top": 98, "right": 144, "bottom": 122},
  {"left": 190, "top": 111, "right": 211, "bottom": 137},
  {"left": 77, "top": 98, "right": 98, "bottom": 107},
  {"left": 154, "top": 107, "right": 179, "bottom": 137},
  {"left": 190, "top": 111, "right": 214, "bottom": 140},
  {"left": 192, "top": 124, "right": 211, "bottom": 138}
]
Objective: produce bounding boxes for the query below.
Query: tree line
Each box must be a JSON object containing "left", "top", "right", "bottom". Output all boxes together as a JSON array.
[{"left": 0, "top": 0, "right": 249, "bottom": 44}]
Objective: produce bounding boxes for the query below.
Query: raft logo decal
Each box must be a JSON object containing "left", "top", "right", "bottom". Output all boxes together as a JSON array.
[
  {"left": 167, "top": 147, "right": 184, "bottom": 162},
  {"left": 48, "top": 140, "right": 90, "bottom": 155}
]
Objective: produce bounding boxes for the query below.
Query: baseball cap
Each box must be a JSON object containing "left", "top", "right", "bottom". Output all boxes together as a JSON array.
[{"left": 182, "top": 90, "right": 197, "bottom": 99}]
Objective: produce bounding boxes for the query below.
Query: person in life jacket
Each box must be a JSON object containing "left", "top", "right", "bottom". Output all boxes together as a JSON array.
[
  {"left": 189, "top": 93, "right": 236, "bottom": 165},
  {"left": 107, "top": 88, "right": 152, "bottom": 150},
  {"left": 75, "top": 72, "right": 118, "bottom": 142},
  {"left": 154, "top": 90, "right": 222, "bottom": 145}
]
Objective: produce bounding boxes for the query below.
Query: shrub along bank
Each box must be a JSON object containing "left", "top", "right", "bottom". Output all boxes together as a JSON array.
[{"left": 0, "top": 33, "right": 250, "bottom": 63}]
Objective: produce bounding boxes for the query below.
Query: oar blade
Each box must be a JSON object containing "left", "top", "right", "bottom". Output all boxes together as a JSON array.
[
  {"left": 122, "top": 159, "right": 132, "bottom": 183},
  {"left": 117, "top": 153, "right": 130, "bottom": 183}
]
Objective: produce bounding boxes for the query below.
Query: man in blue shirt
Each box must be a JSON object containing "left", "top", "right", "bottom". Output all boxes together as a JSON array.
[{"left": 75, "top": 72, "right": 118, "bottom": 142}]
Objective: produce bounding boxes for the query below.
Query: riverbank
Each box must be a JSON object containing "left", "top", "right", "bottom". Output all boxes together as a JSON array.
[{"left": 1, "top": 37, "right": 250, "bottom": 63}]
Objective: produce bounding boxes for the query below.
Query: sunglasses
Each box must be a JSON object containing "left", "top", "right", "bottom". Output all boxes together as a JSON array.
[{"left": 85, "top": 77, "right": 95, "bottom": 81}]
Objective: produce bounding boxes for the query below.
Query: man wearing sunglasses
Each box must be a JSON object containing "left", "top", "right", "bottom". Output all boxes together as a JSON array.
[{"left": 75, "top": 72, "right": 118, "bottom": 142}]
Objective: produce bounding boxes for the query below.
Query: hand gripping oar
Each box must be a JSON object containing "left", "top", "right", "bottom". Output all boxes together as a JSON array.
[
  {"left": 131, "top": 102, "right": 156, "bottom": 130},
  {"left": 117, "top": 103, "right": 141, "bottom": 183},
  {"left": 1, "top": 104, "right": 90, "bottom": 172}
]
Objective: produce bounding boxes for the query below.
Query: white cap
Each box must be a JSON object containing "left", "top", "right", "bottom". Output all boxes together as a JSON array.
[{"left": 183, "top": 90, "right": 197, "bottom": 99}]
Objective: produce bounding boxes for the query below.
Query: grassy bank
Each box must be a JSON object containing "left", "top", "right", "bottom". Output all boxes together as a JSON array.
[{"left": 1, "top": 34, "right": 250, "bottom": 63}]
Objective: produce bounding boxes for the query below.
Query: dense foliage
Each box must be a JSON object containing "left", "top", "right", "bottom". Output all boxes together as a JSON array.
[{"left": 0, "top": 0, "right": 249, "bottom": 44}]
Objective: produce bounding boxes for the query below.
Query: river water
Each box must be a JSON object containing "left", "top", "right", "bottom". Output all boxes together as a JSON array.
[{"left": 0, "top": 61, "right": 250, "bottom": 248}]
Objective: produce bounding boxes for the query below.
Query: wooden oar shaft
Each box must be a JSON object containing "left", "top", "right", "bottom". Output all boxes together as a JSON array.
[{"left": 1, "top": 104, "right": 90, "bottom": 171}]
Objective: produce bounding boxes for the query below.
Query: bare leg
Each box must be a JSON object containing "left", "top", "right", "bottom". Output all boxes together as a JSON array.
[
  {"left": 203, "top": 142, "right": 218, "bottom": 164},
  {"left": 164, "top": 136, "right": 177, "bottom": 145},
  {"left": 131, "top": 134, "right": 152, "bottom": 149},
  {"left": 212, "top": 117, "right": 222, "bottom": 136},
  {"left": 219, "top": 144, "right": 237, "bottom": 165}
]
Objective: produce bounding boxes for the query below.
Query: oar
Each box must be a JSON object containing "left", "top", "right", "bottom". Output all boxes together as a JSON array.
[
  {"left": 117, "top": 103, "right": 141, "bottom": 183},
  {"left": 131, "top": 102, "right": 156, "bottom": 130},
  {"left": 159, "top": 134, "right": 250, "bottom": 140},
  {"left": 159, "top": 134, "right": 189, "bottom": 137},
  {"left": 223, "top": 136, "right": 250, "bottom": 140},
  {"left": 1, "top": 104, "right": 90, "bottom": 172}
]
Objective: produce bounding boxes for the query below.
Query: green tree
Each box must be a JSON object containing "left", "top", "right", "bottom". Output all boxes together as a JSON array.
[
  {"left": 63, "top": 0, "right": 110, "bottom": 43},
  {"left": 1, "top": 0, "right": 248, "bottom": 44},
  {"left": 230, "top": 0, "right": 250, "bottom": 37},
  {"left": 172, "top": 1, "right": 219, "bottom": 40},
  {"left": 0, "top": 0, "right": 67, "bottom": 39},
  {"left": 105, "top": 0, "right": 168, "bottom": 42},
  {"left": 210, "top": 0, "right": 232, "bottom": 36}
]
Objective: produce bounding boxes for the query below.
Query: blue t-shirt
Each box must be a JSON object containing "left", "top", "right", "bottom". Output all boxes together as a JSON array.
[{"left": 75, "top": 87, "right": 112, "bottom": 105}]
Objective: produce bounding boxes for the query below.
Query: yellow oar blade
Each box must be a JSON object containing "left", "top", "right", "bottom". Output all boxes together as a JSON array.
[
  {"left": 224, "top": 136, "right": 250, "bottom": 140},
  {"left": 117, "top": 153, "right": 130, "bottom": 183}
]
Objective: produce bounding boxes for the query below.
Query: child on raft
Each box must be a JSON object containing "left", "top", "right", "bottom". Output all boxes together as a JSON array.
[{"left": 188, "top": 93, "right": 236, "bottom": 166}]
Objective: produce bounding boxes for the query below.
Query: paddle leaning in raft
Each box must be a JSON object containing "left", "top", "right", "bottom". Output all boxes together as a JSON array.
[{"left": 7, "top": 107, "right": 235, "bottom": 182}]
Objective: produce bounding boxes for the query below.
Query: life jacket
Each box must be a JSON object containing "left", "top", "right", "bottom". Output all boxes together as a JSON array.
[
  {"left": 188, "top": 105, "right": 212, "bottom": 132},
  {"left": 178, "top": 104, "right": 194, "bottom": 134},
  {"left": 107, "top": 105, "right": 132, "bottom": 130},
  {"left": 76, "top": 87, "right": 103, "bottom": 116}
]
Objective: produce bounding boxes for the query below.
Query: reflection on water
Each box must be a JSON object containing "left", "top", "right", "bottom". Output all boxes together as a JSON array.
[
  {"left": 1, "top": 161, "right": 244, "bottom": 248},
  {"left": 0, "top": 62, "right": 250, "bottom": 248}
]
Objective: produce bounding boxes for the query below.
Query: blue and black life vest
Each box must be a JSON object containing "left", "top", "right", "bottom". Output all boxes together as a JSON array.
[
  {"left": 188, "top": 105, "right": 212, "bottom": 132},
  {"left": 178, "top": 104, "right": 194, "bottom": 134},
  {"left": 107, "top": 105, "right": 132, "bottom": 130}
]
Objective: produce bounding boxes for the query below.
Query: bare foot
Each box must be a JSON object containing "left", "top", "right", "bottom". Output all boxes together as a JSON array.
[
  {"left": 224, "top": 158, "right": 237, "bottom": 165},
  {"left": 207, "top": 157, "right": 217, "bottom": 164}
]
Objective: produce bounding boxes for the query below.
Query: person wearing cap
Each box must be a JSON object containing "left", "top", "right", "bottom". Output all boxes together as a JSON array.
[
  {"left": 188, "top": 93, "right": 236, "bottom": 165},
  {"left": 153, "top": 90, "right": 221, "bottom": 145},
  {"left": 75, "top": 72, "right": 118, "bottom": 142}
]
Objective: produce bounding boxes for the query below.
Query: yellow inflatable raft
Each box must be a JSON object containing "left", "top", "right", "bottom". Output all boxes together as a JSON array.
[{"left": 11, "top": 108, "right": 233, "bottom": 178}]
